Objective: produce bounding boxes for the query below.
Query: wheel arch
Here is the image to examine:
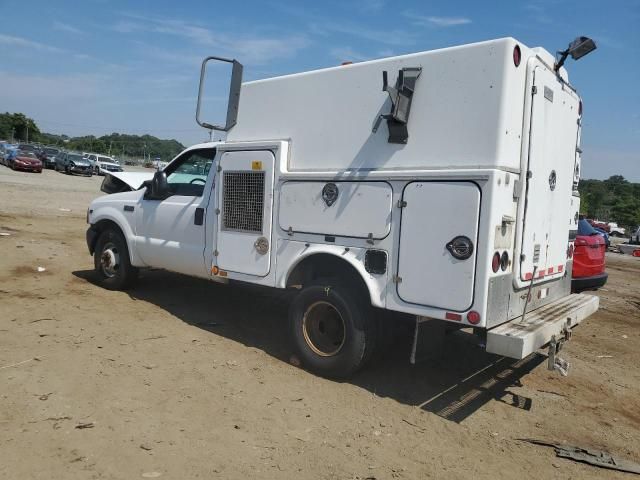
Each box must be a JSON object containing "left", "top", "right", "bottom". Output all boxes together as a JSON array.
[
  {"left": 89, "top": 212, "right": 144, "bottom": 267},
  {"left": 283, "top": 251, "right": 384, "bottom": 308}
]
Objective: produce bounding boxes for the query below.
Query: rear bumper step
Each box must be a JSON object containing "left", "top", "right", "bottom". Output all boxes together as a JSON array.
[{"left": 486, "top": 293, "right": 599, "bottom": 359}]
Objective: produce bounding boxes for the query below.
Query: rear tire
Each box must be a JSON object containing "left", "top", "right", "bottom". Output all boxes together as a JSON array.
[
  {"left": 289, "top": 282, "right": 376, "bottom": 379},
  {"left": 93, "top": 228, "right": 138, "bottom": 290}
]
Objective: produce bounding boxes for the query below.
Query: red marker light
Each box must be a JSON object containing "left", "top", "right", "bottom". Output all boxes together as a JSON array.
[
  {"left": 492, "top": 252, "right": 501, "bottom": 273},
  {"left": 513, "top": 45, "right": 521, "bottom": 67},
  {"left": 467, "top": 311, "right": 481, "bottom": 325}
]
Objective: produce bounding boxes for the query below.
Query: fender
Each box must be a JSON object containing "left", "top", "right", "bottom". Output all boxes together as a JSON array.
[
  {"left": 90, "top": 206, "right": 146, "bottom": 267},
  {"left": 276, "top": 241, "right": 387, "bottom": 308}
]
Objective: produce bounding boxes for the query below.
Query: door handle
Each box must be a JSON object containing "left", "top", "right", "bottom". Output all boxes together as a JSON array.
[{"left": 194, "top": 207, "right": 204, "bottom": 226}]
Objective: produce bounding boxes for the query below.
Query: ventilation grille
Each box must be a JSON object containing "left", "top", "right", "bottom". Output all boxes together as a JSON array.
[{"left": 222, "top": 171, "right": 265, "bottom": 233}]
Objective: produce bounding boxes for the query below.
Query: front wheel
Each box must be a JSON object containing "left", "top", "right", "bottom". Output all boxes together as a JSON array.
[
  {"left": 94, "top": 228, "right": 138, "bottom": 290},
  {"left": 289, "top": 282, "right": 376, "bottom": 379}
]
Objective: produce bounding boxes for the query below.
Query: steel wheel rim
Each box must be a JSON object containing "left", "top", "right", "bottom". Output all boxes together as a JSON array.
[
  {"left": 100, "top": 241, "right": 120, "bottom": 278},
  {"left": 302, "top": 301, "right": 346, "bottom": 357}
]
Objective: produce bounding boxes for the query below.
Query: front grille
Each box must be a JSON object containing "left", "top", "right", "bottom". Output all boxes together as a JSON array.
[{"left": 222, "top": 171, "right": 265, "bottom": 233}]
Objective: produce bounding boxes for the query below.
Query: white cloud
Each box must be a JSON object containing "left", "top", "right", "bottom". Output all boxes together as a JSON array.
[
  {"left": 113, "top": 13, "right": 309, "bottom": 65},
  {"left": 310, "top": 21, "right": 416, "bottom": 46},
  {"left": 53, "top": 21, "right": 83, "bottom": 35},
  {"left": 408, "top": 14, "right": 472, "bottom": 27},
  {"left": 0, "top": 34, "right": 65, "bottom": 53}
]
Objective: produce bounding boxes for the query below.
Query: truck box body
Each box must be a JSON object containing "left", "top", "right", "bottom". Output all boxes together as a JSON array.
[{"left": 224, "top": 38, "right": 581, "bottom": 328}]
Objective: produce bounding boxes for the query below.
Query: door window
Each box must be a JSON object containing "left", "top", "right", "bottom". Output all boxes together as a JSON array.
[{"left": 165, "top": 149, "right": 215, "bottom": 197}]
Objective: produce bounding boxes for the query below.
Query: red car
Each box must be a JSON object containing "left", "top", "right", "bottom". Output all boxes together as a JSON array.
[
  {"left": 11, "top": 150, "right": 43, "bottom": 173},
  {"left": 572, "top": 219, "right": 608, "bottom": 292}
]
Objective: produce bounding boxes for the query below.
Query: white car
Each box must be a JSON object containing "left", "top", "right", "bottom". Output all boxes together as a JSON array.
[
  {"left": 86, "top": 154, "right": 123, "bottom": 175},
  {"left": 607, "top": 222, "right": 626, "bottom": 237}
]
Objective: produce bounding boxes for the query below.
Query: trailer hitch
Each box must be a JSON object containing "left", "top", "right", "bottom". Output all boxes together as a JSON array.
[
  {"left": 547, "top": 321, "right": 572, "bottom": 376},
  {"left": 372, "top": 67, "right": 422, "bottom": 144}
]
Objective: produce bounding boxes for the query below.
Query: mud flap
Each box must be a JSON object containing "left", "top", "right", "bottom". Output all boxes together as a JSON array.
[{"left": 410, "top": 317, "right": 446, "bottom": 364}]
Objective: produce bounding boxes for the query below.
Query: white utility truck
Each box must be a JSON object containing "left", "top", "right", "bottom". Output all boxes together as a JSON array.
[{"left": 86, "top": 37, "right": 599, "bottom": 378}]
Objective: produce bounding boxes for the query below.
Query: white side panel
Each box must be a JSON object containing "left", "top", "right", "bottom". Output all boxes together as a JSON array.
[
  {"left": 278, "top": 181, "right": 392, "bottom": 238},
  {"left": 216, "top": 150, "right": 274, "bottom": 277},
  {"left": 519, "top": 65, "right": 579, "bottom": 282},
  {"left": 229, "top": 38, "right": 528, "bottom": 172},
  {"left": 397, "top": 182, "right": 480, "bottom": 311}
]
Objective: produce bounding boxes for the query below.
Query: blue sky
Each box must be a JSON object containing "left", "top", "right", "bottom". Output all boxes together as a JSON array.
[{"left": 0, "top": 0, "right": 638, "bottom": 180}]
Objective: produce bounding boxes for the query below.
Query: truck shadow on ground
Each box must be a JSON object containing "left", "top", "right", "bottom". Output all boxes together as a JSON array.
[{"left": 74, "top": 268, "right": 544, "bottom": 423}]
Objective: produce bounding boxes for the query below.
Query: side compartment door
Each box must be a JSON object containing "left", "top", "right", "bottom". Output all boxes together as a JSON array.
[
  {"left": 397, "top": 181, "right": 480, "bottom": 311},
  {"left": 215, "top": 150, "right": 275, "bottom": 277}
]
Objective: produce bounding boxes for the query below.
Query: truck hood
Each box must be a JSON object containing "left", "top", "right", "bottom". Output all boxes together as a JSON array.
[{"left": 100, "top": 171, "right": 154, "bottom": 194}]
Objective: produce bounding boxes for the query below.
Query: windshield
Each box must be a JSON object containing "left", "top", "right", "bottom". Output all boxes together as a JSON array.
[
  {"left": 18, "top": 151, "right": 37, "bottom": 159},
  {"left": 45, "top": 148, "right": 59, "bottom": 155},
  {"left": 67, "top": 154, "right": 84, "bottom": 162},
  {"left": 98, "top": 156, "right": 114, "bottom": 163}
]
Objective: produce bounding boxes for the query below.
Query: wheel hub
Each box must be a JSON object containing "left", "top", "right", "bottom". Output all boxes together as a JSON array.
[
  {"left": 302, "top": 301, "right": 346, "bottom": 357},
  {"left": 100, "top": 243, "right": 120, "bottom": 278}
]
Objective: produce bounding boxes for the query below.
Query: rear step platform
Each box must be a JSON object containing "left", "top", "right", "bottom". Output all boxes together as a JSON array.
[{"left": 486, "top": 293, "right": 599, "bottom": 359}]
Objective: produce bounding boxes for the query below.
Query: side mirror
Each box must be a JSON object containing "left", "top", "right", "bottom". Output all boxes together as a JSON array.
[
  {"left": 196, "top": 56, "right": 243, "bottom": 132},
  {"left": 147, "top": 170, "right": 169, "bottom": 200}
]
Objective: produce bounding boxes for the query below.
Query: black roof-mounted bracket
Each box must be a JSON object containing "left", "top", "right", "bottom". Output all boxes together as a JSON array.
[{"left": 372, "top": 67, "right": 422, "bottom": 144}]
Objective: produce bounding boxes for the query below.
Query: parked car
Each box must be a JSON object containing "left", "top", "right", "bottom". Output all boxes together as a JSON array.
[
  {"left": 10, "top": 150, "right": 43, "bottom": 173},
  {"left": 607, "top": 222, "right": 626, "bottom": 237},
  {"left": 17, "top": 143, "right": 40, "bottom": 155},
  {"left": 587, "top": 219, "right": 610, "bottom": 233},
  {"left": 38, "top": 147, "right": 61, "bottom": 169},
  {"left": 93, "top": 155, "right": 123, "bottom": 175},
  {"left": 572, "top": 219, "right": 608, "bottom": 292},
  {"left": 593, "top": 227, "right": 610, "bottom": 248},
  {"left": 0, "top": 143, "right": 17, "bottom": 166},
  {"left": 55, "top": 152, "right": 93, "bottom": 176}
]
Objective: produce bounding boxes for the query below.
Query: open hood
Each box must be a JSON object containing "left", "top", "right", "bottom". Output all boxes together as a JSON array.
[{"left": 100, "top": 171, "right": 154, "bottom": 194}]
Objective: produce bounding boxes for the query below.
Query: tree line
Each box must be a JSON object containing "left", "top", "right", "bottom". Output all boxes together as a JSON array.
[
  {"left": 579, "top": 175, "right": 640, "bottom": 228},
  {"left": 0, "top": 112, "right": 185, "bottom": 161}
]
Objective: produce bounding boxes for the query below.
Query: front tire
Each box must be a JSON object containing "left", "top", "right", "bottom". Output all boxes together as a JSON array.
[
  {"left": 94, "top": 228, "right": 138, "bottom": 290},
  {"left": 289, "top": 282, "right": 376, "bottom": 379}
]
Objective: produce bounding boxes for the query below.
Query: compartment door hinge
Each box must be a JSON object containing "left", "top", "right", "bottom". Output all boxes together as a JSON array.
[{"left": 392, "top": 274, "right": 402, "bottom": 284}]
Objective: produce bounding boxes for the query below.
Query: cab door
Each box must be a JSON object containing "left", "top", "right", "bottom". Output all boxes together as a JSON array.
[
  {"left": 135, "top": 148, "right": 215, "bottom": 277},
  {"left": 214, "top": 150, "right": 275, "bottom": 277}
]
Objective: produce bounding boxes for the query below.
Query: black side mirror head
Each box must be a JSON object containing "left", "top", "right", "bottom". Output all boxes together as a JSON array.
[{"left": 146, "top": 171, "right": 169, "bottom": 199}]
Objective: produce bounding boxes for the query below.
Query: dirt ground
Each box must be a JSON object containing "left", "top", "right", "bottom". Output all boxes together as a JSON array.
[{"left": 1, "top": 166, "right": 639, "bottom": 480}]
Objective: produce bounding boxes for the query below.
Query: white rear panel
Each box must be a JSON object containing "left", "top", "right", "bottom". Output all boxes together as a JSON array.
[
  {"left": 397, "top": 182, "right": 480, "bottom": 311},
  {"left": 216, "top": 150, "right": 275, "bottom": 276},
  {"left": 278, "top": 181, "right": 392, "bottom": 238},
  {"left": 519, "top": 65, "right": 579, "bottom": 283}
]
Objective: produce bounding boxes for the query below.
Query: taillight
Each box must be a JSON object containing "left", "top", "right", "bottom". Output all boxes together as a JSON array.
[
  {"left": 500, "top": 251, "right": 509, "bottom": 271},
  {"left": 467, "top": 311, "right": 481, "bottom": 325},
  {"left": 513, "top": 45, "right": 521, "bottom": 67},
  {"left": 574, "top": 238, "right": 587, "bottom": 246},
  {"left": 491, "top": 252, "right": 501, "bottom": 273}
]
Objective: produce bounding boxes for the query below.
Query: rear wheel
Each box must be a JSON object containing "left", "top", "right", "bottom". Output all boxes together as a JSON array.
[
  {"left": 94, "top": 228, "right": 138, "bottom": 290},
  {"left": 289, "top": 282, "right": 376, "bottom": 378}
]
